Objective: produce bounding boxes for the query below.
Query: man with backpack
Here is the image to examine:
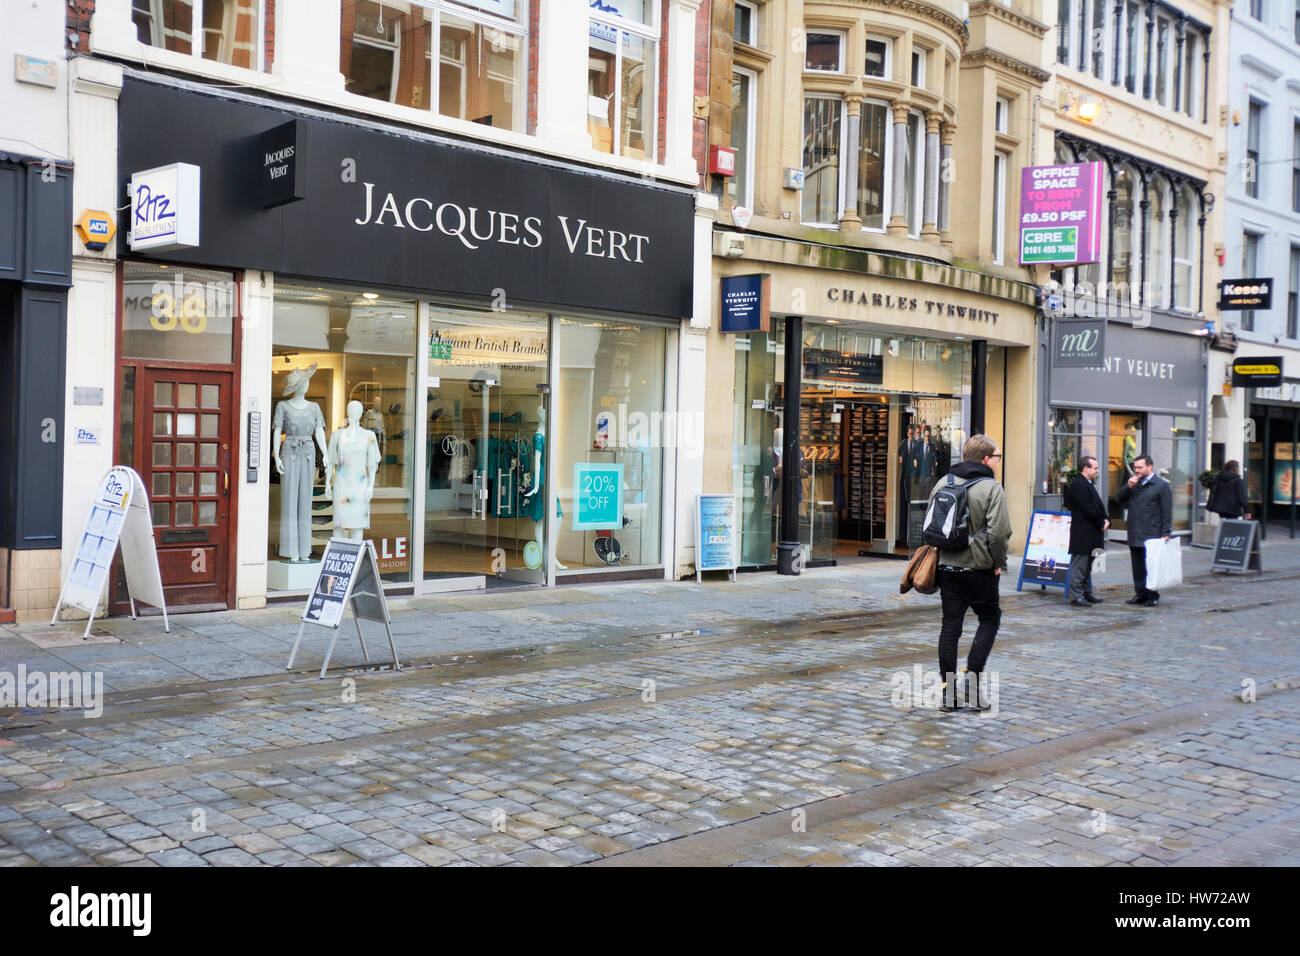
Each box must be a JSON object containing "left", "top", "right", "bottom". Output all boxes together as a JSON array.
[{"left": 922, "top": 434, "right": 1013, "bottom": 711}]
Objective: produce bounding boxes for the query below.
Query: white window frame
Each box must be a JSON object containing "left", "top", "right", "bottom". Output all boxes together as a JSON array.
[
  {"left": 801, "top": 94, "right": 847, "bottom": 227},
  {"left": 995, "top": 95, "right": 1010, "bottom": 133},
  {"left": 910, "top": 46, "right": 926, "bottom": 88},
  {"left": 863, "top": 34, "right": 891, "bottom": 80},
  {"left": 1182, "top": 29, "right": 1201, "bottom": 119},
  {"left": 1154, "top": 13, "right": 1175, "bottom": 108},
  {"left": 1088, "top": 0, "right": 1110, "bottom": 81},
  {"left": 734, "top": 0, "right": 758, "bottom": 47},
  {"left": 1147, "top": 178, "right": 1171, "bottom": 309},
  {"left": 589, "top": 2, "right": 662, "bottom": 161},
  {"left": 133, "top": 0, "right": 266, "bottom": 72},
  {"left": 857, "top": 98, "right": 894, "bottom": 233},
  {"left": 731, "top": 67, "right": 758, "bottom": 210},
  {"left": 805, "top": 29, "right": 847, "bottom": 74},
  {"left": 992, "top": 151, "right": 1007, "bottom": 264}
]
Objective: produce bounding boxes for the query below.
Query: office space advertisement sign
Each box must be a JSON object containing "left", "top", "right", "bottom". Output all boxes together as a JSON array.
[
  {"left": 719, "top": 273, "right": 770, "bottom": 333},
  {"left": 128, "top": 162, "right": 200, "bottom": 251},
  {"left": 697, "top": 494, "right": 737, "bottom": 572},
  {"left": 1018, "top": 162, "right": 1102, "bottom": 266},
  {"left": 573, "top": 463, "right": 623, "bottom": 530},
  {"left": 1052, "top": 318, "right": 1106, "bottom": 368},
  {"left": 1016, "top": 511, "right": 1073, "bottom": 590}
]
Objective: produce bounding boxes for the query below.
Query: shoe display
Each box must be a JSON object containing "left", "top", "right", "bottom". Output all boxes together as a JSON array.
[{"left": 1084, "top": 594, "right": 1103, "bottom": 603}]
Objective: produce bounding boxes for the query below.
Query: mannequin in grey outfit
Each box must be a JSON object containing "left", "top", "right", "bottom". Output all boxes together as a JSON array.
[{"left": 273, "top": 363, "right": 330, "bottom": 561}]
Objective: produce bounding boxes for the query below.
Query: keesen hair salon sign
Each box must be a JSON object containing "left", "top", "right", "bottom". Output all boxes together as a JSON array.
[
  {"left": 116, "top": 77, "right": 694, "bottom": 319},
  {"left": 1019, "top": 162, "right": 1103, "bottom": 266}
]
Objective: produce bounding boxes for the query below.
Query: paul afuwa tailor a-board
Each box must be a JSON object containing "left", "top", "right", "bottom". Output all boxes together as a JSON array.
[
  {"left": 53, "top": 466, "right": 170, "bottom": 638},
  {"left": 287, "top": 538, "right": 401, "bottom": 679}
]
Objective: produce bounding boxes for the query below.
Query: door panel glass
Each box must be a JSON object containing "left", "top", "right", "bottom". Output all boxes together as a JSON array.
[
  {"left": 199, "top": 473, "right": 217, "bottom": 496},
  {"left": 175, "top": 472, "right": 195, "bottom": 496},
  {"left": 201, "top": 414, "right": 219, "bottom": 437},
  {"left": 153, "top": 473, "right": 171, "bottom": 497},
  {"left": 177, "top": 383, "right": 197, "bottom": 407},
  {"left": 201, "top": 384, "right": 220, "bottom": 407},
  {"left": 425, "top": 309, "right": 549, "bottom": 585},
  {"left": 175, "top": 502, "right": 194, "bottom": 526},
  {"left": 176, "top": 413, "right": 197, "bottom": 436},
  {"left": 152, "top": 502, "right": 170, "bottom": 526},
  {"left": 153, "top": 442, "right": 172, "bottom": 466},
  {"left": 153, "top": 413, "right": 172, "bottom": 436},
  {"left": 1108, "top": 411, "right": 1144, "bottom": 530},
  {"left": 177, "top": 443, "right": 196, "bottom": 467},
  {"left": 198, "top": 501, "right": 217, "bottom": 525},
  {"left": 154, "top": 382, "right": 173, "bottom": 406},
  {"left": 200, "top": 443, "right": 217, "bottom": 466},
  {"left": 121, "top": 263, "right": 236, "bottom": 362}
]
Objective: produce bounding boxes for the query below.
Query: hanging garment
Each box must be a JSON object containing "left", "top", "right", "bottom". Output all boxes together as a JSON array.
[
  {"left": 447, "top": 437, "right": 473, "bottom": 483},
  {"left": 273, "top": 400, "right": 325, "bottom": 561},
  {"left": 522, "top": 431, "right": 546, "bottom": 522},
  {"left": 329, "top": 427, "right": 381, "bottom": 530}
]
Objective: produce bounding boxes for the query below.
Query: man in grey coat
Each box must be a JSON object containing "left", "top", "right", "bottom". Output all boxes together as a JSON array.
[{"left": 1114, "top": 453, "right": 1173, "bottom": 607}]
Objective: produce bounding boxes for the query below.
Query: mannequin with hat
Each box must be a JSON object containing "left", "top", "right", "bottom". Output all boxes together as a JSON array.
[{"left": 273, "top": 363, "right": 330, "bottom": 562}]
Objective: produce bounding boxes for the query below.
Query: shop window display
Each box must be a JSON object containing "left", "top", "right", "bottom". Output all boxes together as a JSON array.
[
  {"left": 424, "top": 309, "right": 549, "bottom": 585},
  {"left": 733, "top": 322, "right": 972, "bottom": 566},
  {"left": 269, "top": 284, "right": 417, "bottom": 588},
  {"left": 557, "top": 317, "right": 666, "bottom": 570}
]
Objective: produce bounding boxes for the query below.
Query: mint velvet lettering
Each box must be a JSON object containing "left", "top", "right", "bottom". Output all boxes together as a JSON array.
[{"left": 115, "top": 77, "right": 693, "bottom": 318}]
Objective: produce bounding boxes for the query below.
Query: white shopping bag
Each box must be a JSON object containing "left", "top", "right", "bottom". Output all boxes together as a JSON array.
[
  {"left": 1090, "top": 547, "right": 1107, "bottom": 575},
  {"left": 1144, "top": 537, "right": 1183, "bottom": 591}
]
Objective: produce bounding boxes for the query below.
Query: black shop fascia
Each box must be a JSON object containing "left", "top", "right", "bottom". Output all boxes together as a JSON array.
[{"left": 115, "top": 74, "right": 695, "bottom": 319}]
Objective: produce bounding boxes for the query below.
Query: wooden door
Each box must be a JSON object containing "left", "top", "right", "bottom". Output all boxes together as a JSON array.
[{"left": 136, "top": 368, "right": 237, "bottom": 610}]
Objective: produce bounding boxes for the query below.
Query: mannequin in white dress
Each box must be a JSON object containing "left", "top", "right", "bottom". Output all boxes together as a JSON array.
[
  {"left": 273, "top": 364, "right": 330, "bottom": 562},
  {"left": 326, "top": 399, "right": 380, "bottom": 541},
  {"left": 520, "top": 404, "right": 563, "bottom": 570}
]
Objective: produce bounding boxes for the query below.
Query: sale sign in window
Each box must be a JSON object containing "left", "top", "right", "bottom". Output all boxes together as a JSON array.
[
  {"left": 1018, "top": 162, "right": 1103, "bottom": 267},
  {"left": 573, "top": 463, "right": 623, "bottom": 530}
]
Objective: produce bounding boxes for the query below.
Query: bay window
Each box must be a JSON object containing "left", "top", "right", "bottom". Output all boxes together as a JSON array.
[
  {"left": 802, "top": 95, "right": 843, "bottom": 225},
  {"left": 857, "top": 101, "right": 890, "bottom": 230}
]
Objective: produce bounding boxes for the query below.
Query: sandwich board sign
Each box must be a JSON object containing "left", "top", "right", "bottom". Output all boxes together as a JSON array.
[
  {"left": 287, "top": 538, "right": 400, "bottom": 679},
  {"left": 53, "top": 466, "right": 169, "bottom": 638},
  {"left": 1210, "top": 519, "right": 1262, "bottom": 574},
  {"left": 696, "top": 494, "right": 737, "bottom": 582},
  {"left": 1016, "top": 510, "right": 1072, "bottom": 591}
]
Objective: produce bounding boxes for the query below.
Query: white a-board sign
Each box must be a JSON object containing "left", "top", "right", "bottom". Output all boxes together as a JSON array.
[
  {"left": 287, "top": 538, "right": 401, "bottom": 679},
  {"left": 53, "top": 466, "right": 170, "bottom": 638},
  {"left": 696, "top": 494, "right": 738, "bottom": 582}
]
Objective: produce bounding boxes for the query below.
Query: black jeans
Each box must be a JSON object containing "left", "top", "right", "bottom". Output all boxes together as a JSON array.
[
  {"left": 937, "top": 567, "right": 1001, "bottom": 679},
  {"left": 1129, "top": 545, "right": 1159, "bottom": 601}
]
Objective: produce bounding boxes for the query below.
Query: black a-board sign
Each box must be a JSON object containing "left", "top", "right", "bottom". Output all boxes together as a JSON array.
[
  {"left": 287, "top": 538, "right": 401, "bottom": 678},
  {"left": 1211, "top": 519, "right": 1262, "bottom": 573}
]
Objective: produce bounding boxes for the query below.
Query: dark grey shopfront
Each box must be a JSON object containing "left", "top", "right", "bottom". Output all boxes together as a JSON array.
[{"left": 1039, "top": 319, "right": 1208, "bottom": 536}]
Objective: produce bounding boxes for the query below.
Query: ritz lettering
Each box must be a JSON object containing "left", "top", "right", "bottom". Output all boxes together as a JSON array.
[{"left": 133, "top": 184, "right": 174, "bottom": 226}]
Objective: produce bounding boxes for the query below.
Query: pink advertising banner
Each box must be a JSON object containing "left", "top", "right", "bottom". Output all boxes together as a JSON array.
[{"left": 1018, "top": 162, "right": 1104, "bottom": 266}]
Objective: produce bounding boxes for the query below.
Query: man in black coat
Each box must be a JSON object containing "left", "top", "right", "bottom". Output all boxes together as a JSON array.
[
  {"left": 1063, "top": 455, "right": 1108, "bottom": 607},
  {"left": 1114, "top": 453, "right": 1174, "bottom": 606}
]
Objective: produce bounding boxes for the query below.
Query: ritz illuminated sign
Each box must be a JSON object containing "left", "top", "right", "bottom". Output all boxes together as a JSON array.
[{"left": 128, "top": 163, "right": 201, "bottom": 252}]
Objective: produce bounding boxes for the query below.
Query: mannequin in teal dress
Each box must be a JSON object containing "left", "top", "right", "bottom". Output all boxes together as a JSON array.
[{"left": 520, "top": 405, "right": 562, "bottom": 570}]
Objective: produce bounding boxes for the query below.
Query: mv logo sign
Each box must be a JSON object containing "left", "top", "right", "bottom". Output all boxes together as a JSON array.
[{"left": 1053, "top": 318, "right": 1106, "bottom": 368}]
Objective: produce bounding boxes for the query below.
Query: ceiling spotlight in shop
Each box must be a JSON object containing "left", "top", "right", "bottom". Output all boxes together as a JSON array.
[{"left": 362, "top": 292, "right": 379, "bottom": 300}]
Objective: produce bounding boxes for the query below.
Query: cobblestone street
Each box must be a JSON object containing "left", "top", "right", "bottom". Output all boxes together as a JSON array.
[{"left": 2, "top": 542, "right": 1298, "bottom": 867}]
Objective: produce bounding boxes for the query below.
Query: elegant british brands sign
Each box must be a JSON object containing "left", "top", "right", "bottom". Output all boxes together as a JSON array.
[
  {"left": 1052, "top": 318, "right": 1107, "bottom": 368},
  {"left": 1018, "top": 162, "right": 1103, "bottom": 266},
  {"left": 128, "top": 163, "right": 200, "bottom": 252},
  {"left": 116, "top": 77, "right": 693, "bottom": 318}
]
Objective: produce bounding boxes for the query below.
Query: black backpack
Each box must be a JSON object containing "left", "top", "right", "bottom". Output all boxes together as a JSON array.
[{"left": 922, "top": 474, "right": 991, "bottom": 550}]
